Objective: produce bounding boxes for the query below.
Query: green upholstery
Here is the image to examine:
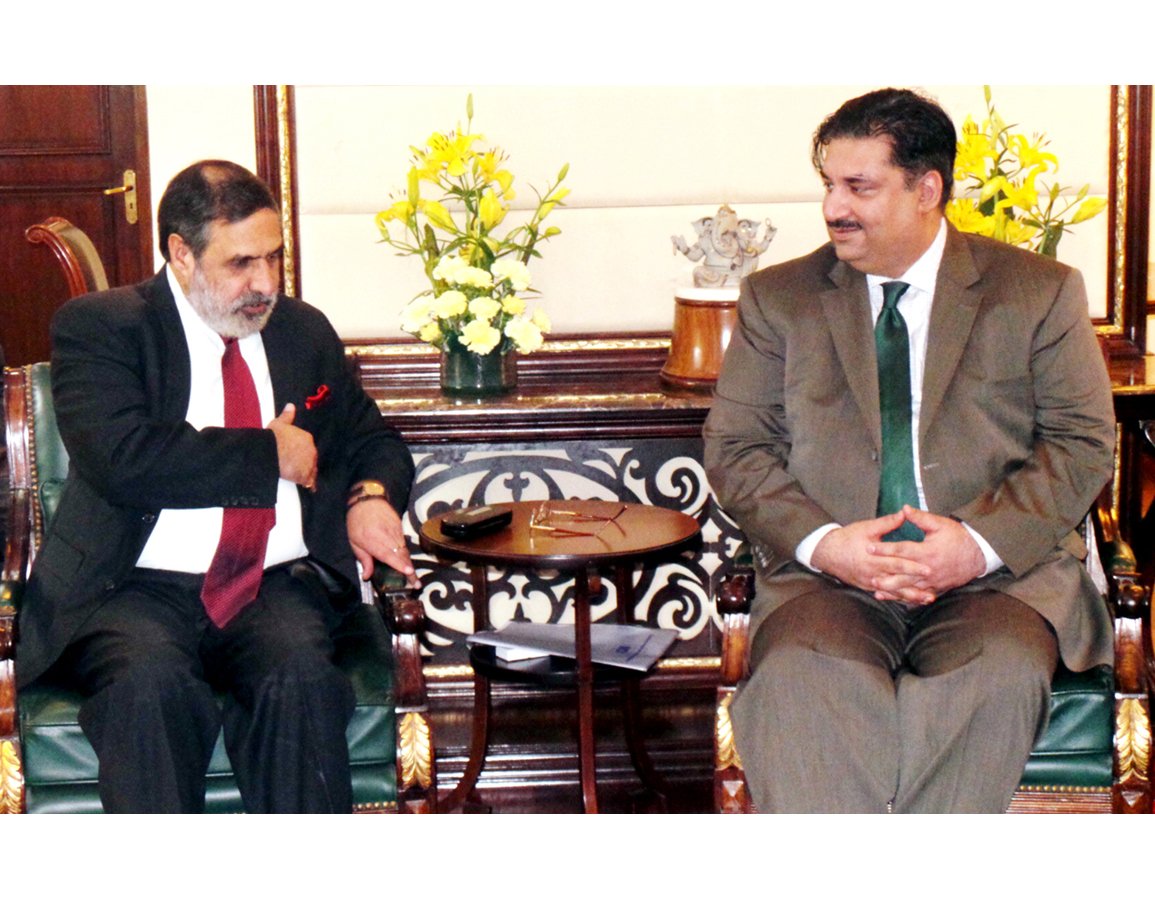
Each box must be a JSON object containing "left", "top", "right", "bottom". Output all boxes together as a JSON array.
[{"left": 14, "top": 362, "right": 403, "bottom": 813}]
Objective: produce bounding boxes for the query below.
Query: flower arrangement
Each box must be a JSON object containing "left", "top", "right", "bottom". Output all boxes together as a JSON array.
[
  {"left": 376, "top": 95, "right": 569, "bottom": 356},
  {"left": 946, "top": 86, "right": 1106, "bottom": 257}
]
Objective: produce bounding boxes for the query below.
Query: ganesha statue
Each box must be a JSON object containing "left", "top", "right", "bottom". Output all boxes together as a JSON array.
[{"left": 671, "top": 204, "right": 776, "bottom": 288}]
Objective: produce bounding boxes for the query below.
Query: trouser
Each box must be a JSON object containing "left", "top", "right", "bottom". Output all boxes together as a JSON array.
[
  {"left": 61, "top": 564, "right": 356, "bottom": 813},
  {"left": 731, "top": 586, "right": 1058, "bottom": 813}
]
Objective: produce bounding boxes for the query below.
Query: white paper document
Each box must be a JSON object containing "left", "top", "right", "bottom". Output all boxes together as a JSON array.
[{"left": 466, "top": 622, "right": 677, "bottom": 672}]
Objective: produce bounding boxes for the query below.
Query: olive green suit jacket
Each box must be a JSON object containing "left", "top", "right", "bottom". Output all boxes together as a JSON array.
[{"left": 703, "top": 225, "right": 1116, "bottom": 672}]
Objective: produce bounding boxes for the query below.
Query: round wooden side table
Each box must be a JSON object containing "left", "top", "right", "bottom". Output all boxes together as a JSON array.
[{"left": 419, "top": 499, "right": 701, "bottom": 813}]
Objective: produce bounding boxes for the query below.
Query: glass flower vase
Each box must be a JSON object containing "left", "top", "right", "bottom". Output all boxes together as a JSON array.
[{"left": 439, "top": 341, "right": 517, "bottom": 397}]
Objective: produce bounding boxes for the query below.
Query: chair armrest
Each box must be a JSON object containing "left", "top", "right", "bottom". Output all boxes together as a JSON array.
[
  {"left": 1091, "top": 496, "right": 1154, "bottom": 812},
  {"left": 2, "top": 488, "right": 33, "bottom": 587},
  {"left": 717, "top": 543, "right": 755, "bottom": 687},
  {"left": 368, "top": 561, "right": 437, "bottom": 812}
]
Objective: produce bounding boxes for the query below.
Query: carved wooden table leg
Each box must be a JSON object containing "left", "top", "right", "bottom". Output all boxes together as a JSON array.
[
  {"left": 574, "top": 566, "right": 599, "bottom": 813},
  {"left": 442, "top": 565, "right": 494, "bottom": 812},
  {"left": 614, "top": 564, "right": 669, "bottom": 811}
]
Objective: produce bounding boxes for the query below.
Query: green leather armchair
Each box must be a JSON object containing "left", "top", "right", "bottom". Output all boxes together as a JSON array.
[
  {"left": 713, "top": 495, "right": 1154, "bottom": 814},
  {"left": 1, "top": 362, "right": 438, "bottom": 813}
]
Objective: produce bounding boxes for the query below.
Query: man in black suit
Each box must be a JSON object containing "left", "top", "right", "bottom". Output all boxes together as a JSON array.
[{"left": 16, "top": 160, "right": 417, "bottom": 813}]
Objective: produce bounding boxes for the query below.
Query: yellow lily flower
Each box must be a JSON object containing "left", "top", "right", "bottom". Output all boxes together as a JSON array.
[
  {"left": 479, "top": 189, "right": 507, "bottom": 230},
  {"left": 418, "top": 200, "right": 457, "bottom": 233},
  {"left": 1071, "top": 196, "right": 1107, "bottom": 224}
]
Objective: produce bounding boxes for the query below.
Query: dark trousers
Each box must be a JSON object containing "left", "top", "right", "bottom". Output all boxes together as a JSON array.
[
  {"left": 61, "top": 565, "right": 356, "bottom": 813},
  {"left": 732, "top": 586, "right": 1059, "bottom": 813}
]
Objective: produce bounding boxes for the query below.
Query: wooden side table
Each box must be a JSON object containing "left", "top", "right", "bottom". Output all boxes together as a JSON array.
[{"left": 419, "top": 500, "right": 701, "bottom": 813}]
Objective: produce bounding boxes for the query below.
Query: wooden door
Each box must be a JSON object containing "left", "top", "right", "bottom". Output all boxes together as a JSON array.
[{"left": 0, "top": 86, "right": 153, "bottom": 366}]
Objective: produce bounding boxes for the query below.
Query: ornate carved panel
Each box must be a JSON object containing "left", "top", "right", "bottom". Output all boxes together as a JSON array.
[{"left": 401, "top": 436, "right": 743, "bottom": 665}]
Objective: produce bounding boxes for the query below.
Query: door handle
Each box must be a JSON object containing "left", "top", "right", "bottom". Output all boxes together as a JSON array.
[{"left": 103, "top": 169, "right": 138, "bottom": 225}]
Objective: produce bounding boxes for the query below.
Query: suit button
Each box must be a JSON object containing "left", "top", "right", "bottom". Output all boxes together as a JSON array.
[
  {"left": 104, "top": 580, "right": 116, "bottom": 592},
  {"left": 142, "top": 513, "right": 156, "bottom": 523}
]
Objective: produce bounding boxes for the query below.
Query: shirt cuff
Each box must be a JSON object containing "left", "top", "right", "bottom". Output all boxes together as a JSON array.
[
  {"left": 960, "top": 521, "right": 1004, "bottom": 576},
  {"left": 796, "top": 523, "right": 841, "bottom": 572}
]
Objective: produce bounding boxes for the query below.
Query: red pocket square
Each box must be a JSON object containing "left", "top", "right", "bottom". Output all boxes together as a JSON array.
[{"left": 305, "top": 384, "right": 331, "bottom": 410}]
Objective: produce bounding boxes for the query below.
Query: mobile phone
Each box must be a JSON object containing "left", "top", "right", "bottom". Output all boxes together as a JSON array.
[{"left": 440, "top": 505, "right": 513, "bottom": 540}]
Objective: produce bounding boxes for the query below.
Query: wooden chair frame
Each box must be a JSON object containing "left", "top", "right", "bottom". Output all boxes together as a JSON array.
[
  {"left": 24, "top": 217, "right": 111, "bottom": 299},
  {"left": 1, "top": 364, "right": 438, "bottom": 813},
  {"left": 713, "top": 494, "right": 1154, "bottom": 814}
]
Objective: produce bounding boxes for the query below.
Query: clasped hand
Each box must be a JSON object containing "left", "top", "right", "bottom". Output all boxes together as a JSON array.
[{"left": 810, "top": 506, "right": 986, "bottom": 605}]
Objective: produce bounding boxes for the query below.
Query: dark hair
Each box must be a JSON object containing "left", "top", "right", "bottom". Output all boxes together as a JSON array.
[
  {"left": 157, "top": 160, "right": 279, "bottom": 261},
  {"left": 812, "top": 88, "right": 956, "bottom": 209}
]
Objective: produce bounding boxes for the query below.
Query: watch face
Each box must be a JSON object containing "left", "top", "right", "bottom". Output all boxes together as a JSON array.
[{"left": 362, "top": 482, "right": 386, "bottom": 496}]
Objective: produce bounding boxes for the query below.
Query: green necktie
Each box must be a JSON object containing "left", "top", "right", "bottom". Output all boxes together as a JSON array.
[{"left": 875, "top": 280, "right": 923, "bottom": 542}]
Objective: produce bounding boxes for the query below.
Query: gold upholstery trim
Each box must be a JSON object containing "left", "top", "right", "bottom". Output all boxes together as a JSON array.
[
  {"left": 715, "top": 692, "right": 743, "bottom": 771},
  {"left": 399, "top": 711, "right": 433, "bottom": 789},
  {"left": 1117, "top": 697, "right": 1151, "bottom": 784},
  {"left": 0, "top": 739, "right": 24, "bottom": 814}
]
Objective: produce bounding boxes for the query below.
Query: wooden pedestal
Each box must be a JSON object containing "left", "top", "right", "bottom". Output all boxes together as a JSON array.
[{"left": 660, "top": 289, "right": 738, "bottom": 390}]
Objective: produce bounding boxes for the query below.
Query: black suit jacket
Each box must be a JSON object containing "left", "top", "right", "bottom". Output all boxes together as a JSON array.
[{"left": 16, "top": 271, "right": 414, "bottom": 687}]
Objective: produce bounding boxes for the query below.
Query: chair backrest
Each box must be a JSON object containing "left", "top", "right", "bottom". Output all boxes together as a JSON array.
[
  {"left": 4, "top": 363, "right": 68, "bottom": 569},
  {"left": 24, "top": 217, "right": 110, "bottom": 298}
]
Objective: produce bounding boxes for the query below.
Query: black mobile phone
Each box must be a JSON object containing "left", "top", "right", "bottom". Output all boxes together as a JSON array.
[{"left": 440, "top": 505, "right": 513, "bottom": 540}]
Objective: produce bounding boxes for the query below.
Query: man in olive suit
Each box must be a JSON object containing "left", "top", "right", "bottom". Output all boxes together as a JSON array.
[{"left": 703, "top": 88, "right": 1115, "bottom": 813}]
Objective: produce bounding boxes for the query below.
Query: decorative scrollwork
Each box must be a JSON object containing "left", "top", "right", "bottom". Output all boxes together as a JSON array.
[
  {"left": 0, "top": 739, "right": 24, "bottom": 814},
  {"left": 715, "top": 691, "right": 744, "bottom": 771},
  {"left": 403, "top": 436, "right": 736, "bottom": 662},
  {"left": 1117, "top": 698, "right": 1151, "bottom": 783},
  {"left": 399, "top": 712, "right": 433, "bottom": 789}
]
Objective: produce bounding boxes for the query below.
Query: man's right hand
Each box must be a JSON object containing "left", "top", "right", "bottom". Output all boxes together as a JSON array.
[
  {"left": 810, "top": 512, "right": 934, "bottom": 604},
  {"left": 267, "top": 403, "right": 317, "bottom": 490}
]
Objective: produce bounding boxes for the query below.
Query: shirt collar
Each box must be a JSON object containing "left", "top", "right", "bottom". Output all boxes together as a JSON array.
[
  {"left": 866, "top": 218, "right": 948, "bottom": 296},
  {"left": 166, "top": 264, "right": 228, "bottom": 352}
]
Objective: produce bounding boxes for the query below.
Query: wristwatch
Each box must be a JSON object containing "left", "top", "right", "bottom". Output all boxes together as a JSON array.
[{"left": 347, "top": 480, "right": 388, "bottom": 509}]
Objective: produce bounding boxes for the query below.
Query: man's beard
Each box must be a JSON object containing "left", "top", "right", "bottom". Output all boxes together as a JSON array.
[{"left": 186, "top": 265, "right": 278, "bottom": 339}]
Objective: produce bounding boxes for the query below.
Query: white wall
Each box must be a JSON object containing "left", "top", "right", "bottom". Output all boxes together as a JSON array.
[
  {"left": 145, "top": 86, "right": 257, "bottom": 269},
  {"left": 146, "top": 85, "right": 1112, "bottom": 339}
]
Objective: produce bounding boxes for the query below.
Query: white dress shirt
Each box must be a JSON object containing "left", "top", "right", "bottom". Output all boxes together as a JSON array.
[
  {"left": 797, "top": 219, "right": 1003, "bottom": 575},
  {"left": 135, "top": 266, "right": 308, "bottom": 573}
]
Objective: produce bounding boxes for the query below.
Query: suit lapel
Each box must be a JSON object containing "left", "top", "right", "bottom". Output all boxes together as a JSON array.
[
  {"left": 919, "top": 227, "right": 983, "bottom": 441},
  {"left": 259, "top": 300, "right": 303, "bottom": 412},
  {"left": 141, "top": 269, "right": 193, "bottom": 420},
  {"left": 821, "top": 260, "right": 882, "bottom": 451}
]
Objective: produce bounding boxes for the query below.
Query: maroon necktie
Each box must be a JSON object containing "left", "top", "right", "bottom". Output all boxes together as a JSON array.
[{"left": 200, "top": 338, "right": 276, "bottom": 628}]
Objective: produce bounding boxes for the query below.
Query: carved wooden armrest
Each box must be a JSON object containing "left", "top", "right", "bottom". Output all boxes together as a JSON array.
[
  {"left": 370, "top": 562, "right": 437, "bottom": 813},
  {"left": 1092, "top": 499, "right": 1153, "bottom": 813},
  {"left": 717, "top": 546, "right": 755, "bottom": 688},
  {"left": 1, "top": 577, "right": 23, "bottom": 813},
  {"left": 715, "top": 544, "right": 756, "bottom": 813},
  {"left": 2, "top": 484, "right": 30, "bottom": 813}
]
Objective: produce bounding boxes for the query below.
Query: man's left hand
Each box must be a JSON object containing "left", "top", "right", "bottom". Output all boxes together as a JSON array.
[
  {"left": 870, "top": 506, "right": 986, "bottom": 601},
  {"left": 346, "top": 500, "right": 420, "bottom": 588}
]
